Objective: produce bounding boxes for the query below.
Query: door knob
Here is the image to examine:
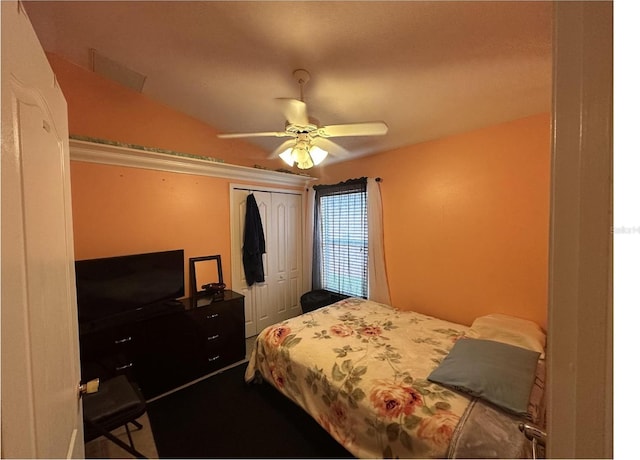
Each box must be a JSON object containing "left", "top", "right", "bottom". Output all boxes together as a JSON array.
[
  {"left": 78, "top": 378, "right": 100, "bottom": 398},
  {"left": 519, "top": 422, "right": 546, "bottom": 445}
]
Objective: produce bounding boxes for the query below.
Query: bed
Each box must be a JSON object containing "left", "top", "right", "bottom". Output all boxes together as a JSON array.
[{"left": 245, "top": 297, "right": 546, "bottom": 459}]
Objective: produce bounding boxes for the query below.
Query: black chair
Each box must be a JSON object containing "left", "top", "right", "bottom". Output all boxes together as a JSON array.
[
  {"left": 82, "top": 375, "right": 148, "bottom": 458},
  {"left": 300, "top": 289, "right": 349, "bottom": 313}
]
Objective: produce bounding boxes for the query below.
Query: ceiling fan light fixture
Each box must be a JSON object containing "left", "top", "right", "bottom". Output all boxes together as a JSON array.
[
  {"left": 291, "top": 143, "right": 308, "bottom": 163},
  {"left": 291, "top": 142, "right": 313, "bottom": 169},
  {"left": 278, "top": 141, "right": 328, "bottom": 169},
  {"left": 278, "top": 148, "right": 295, "bottom": 167},
  {"left": 296, "top": 154, "right": 314, "bottom": 170},
  {"left": 309, "top": 146, "right": 328, "bottom": 165}
]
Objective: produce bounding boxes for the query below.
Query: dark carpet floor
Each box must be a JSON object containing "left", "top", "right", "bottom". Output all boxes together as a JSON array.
[{"left": 146, "top": 362, "right": 354, "bottom": 458}]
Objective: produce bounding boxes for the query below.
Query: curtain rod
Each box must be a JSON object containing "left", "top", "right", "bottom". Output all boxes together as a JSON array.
[
  {"left": 306, "top": 177, "right": 382, "bottom": 191},
  {"left": 232, "top": 187, "right": 301, "bottom": 196}
]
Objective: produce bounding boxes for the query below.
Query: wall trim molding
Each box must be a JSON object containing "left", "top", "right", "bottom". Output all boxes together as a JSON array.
[{"left": 69, "top": 139, "right": 316, "bottom": 187}]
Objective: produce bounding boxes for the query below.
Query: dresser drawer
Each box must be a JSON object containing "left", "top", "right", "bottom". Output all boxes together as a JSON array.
[
  {"left": 189, "top": 303, "right": 227, "bottom": 331},
  {"left": 80, "top": 327, "right": 140, "bottom": 359},
  {"left": 199, "top": 342, "right": 246, "bottom": 374},
  {"left": 189, "top": 298, "right": 243, "bottom": 333},
  {"left": 79, "top": 322, "right": 146, "bottom": 381},
  {"left": 189, "top": 298, "right": 241, "bottom": 319},
  {"left": 201, "top": 330, "right": 227, "bottom": 349}
]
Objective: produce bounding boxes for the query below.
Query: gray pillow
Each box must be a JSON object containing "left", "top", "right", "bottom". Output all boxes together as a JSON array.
[{"left": 427, "top": 338, "right": 540, "bottom": 416}]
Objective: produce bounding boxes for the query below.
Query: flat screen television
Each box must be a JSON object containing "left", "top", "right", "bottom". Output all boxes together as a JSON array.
[{"left": 75, "top": 249, "right": 185, "bottom": 325}]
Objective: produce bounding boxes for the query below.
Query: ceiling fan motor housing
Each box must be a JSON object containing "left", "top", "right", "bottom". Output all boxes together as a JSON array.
[
  {"left": 285, "top": 117, "right": 319, "bottom": 135},
  {"left": 292, "top": 69, "right": 311, "bottom": 86}
]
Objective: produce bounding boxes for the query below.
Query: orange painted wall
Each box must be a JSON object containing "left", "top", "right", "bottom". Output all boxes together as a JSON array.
[
  {"left": 47, "top": 53, "right": 276, "bottom": 169},
  {"left": 48, "top": 53, "right": 302, "bottom": 296},
  {"left": 70, "top": 162, "right": 234, "bottom": 290},
  {"left": 316, "top": 113, "right": 551, "bottom": 328}
]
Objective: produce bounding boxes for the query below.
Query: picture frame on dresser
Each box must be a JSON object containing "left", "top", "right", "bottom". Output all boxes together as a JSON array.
[{"left": 189, "top": 254, "right": 225, "bottom": 308}]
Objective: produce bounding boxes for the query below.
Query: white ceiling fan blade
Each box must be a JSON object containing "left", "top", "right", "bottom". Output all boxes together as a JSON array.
[
  {"left": 275, "top": 98, "right": 309, "bottom": 126},
  {"left": 313, "top": 138, "right": 350, "bottom": 158},
  {"left": 317, "top": 121, "right": 388, "bottom": 138},
  {"left": 217, "top": 131, "right": 289, "bottom": 139},
  {"left": 269, "top": 139, "right": 297, "bottom": 159}
]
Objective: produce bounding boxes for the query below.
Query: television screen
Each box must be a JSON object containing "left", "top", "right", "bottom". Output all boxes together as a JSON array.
[{"left": 75, "top": 249, "right": 185, "bottom": 324}]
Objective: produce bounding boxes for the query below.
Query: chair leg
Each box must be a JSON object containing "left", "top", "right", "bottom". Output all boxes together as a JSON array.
[
  {"left": 85, "top": 419, "right": 147, "bottom": 459},
  {"left": 124, "top": 423, "right": 135, "bottom": 450},
  {"left": 126, "top": 419, "right": 144, "bottom": 447},
  {"left": 131, "top": 419, "right": 143, "bottom": 430}
]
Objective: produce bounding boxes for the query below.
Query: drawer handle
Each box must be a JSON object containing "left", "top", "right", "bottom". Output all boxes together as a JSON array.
[
  {"left": 208, "top": 355, "right": 220, "bottom": 362},
  {"left": 207, "top": 334, "right": 220, "bottom": 341},
  {"left": 115, "top": 362, "right": 134, "bottom": 371},
  {"left": 206, "top": 313, "right": 219, "bottom": 320},
  {"left": 114, "top": 336, "right": 132, "bottom": 344}
]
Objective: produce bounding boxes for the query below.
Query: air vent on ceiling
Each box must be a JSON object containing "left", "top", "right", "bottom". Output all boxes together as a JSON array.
[{"left": 90, "top": 48, "right": 146, "bottom": 93}]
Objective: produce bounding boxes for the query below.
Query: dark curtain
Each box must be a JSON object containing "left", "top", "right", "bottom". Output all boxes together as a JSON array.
[{"left": 242, "top": 193, "right": 265, "bottom": 286}]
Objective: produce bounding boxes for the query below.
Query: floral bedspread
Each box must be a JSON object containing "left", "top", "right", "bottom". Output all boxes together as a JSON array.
[{"left": 245, "top": 297, "right": 474, "bottom": 458}]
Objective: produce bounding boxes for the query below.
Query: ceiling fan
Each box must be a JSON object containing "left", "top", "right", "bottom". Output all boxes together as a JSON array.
[{"left": 217, "top": 69, "right": 388, "bottom": 169}]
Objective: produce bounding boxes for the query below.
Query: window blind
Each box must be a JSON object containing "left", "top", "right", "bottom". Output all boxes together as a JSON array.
[{"left": 313, "top": 178, "right": 368, "bottom": 298}]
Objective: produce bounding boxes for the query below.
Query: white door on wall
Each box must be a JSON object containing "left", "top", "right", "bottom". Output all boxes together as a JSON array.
[
  {"left": 231, "top": 188, "right": 303, "bottom": 337},
  {"left": 1, "top": 1, "right": 84, "bottom": 458},
  {"left": 271, "top": 191, "right": 303, "bottom": 324},
  {"left": 231, "top": 190, "right": 272, "bottom": 337}
]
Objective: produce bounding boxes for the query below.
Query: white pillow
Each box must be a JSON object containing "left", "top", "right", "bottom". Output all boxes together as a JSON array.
[{"left": 467, "top": 314, "right": 546, "bottom": 359}]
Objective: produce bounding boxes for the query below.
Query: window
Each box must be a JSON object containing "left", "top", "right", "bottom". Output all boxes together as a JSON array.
[{"left": 312, "top": 178, "right": 368, "bottom": 298}]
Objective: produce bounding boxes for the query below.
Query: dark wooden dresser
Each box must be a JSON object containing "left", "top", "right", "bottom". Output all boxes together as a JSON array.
[{"left": 78, "top": 290, "right": 245, "bottom": 399}]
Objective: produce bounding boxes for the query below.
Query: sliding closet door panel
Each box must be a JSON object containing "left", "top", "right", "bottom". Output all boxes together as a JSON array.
[
  {"left": 271, "top": 193, "right": 303, "bottom": 320},
  {"left": 253, "top": 192, "right": 276, "bottom": 333},
  {"left": 273, "top": 199, "right": 288, "bottom": 322},
  {"left": 241, "top": 287, "right": 256, "bottom": 337},
  {"left": 288, "top": 194, "right": 303, "bottom": 318},
  {"left": 255, "top": 192, "right": 271, "bottom": 284},
  {"left": 254, "top": 282, "right": 272, "bottom": 333},
  {"left": 231, "top": 192, "right": 256, "bottom": 337}
]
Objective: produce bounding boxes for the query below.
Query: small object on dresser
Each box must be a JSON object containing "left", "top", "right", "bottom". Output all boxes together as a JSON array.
[
  {"left": 202, "top": 282, "right": 226, "bottom": 302},
  {"left": 202, "top": 282, "right": 226, "bottom": 293}
]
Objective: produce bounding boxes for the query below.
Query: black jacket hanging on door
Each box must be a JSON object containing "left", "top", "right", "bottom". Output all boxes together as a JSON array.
[{"left": 242, "top": 193, "right": 266, "bottom": 286}]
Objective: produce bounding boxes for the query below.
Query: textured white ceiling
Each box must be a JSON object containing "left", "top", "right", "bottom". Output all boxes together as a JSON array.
[{"left": 24, "top": 1, "right": 553, "bottom": 164}]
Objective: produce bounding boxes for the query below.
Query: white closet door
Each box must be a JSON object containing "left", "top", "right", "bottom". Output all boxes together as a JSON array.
[
  {"left": 271, "top": 192, "right": 303, "bottom": 323},
  {"left": 252, "top": 191, "right": 276, "bottom": 334},
  {"left": 231, "top": 188, "right": 303, "bottom": 338},
  {"left": 231, "top": 190, "right": 272, "bottom": 337},
  {"left": 230, "top": 190, "right": 251, "bottom": 335}
]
